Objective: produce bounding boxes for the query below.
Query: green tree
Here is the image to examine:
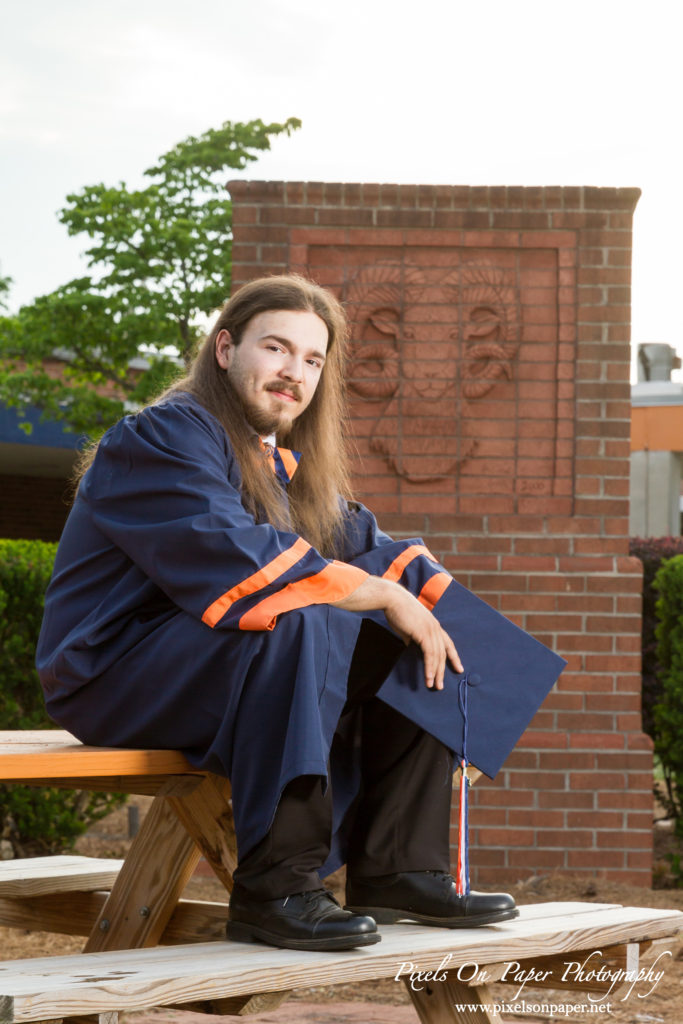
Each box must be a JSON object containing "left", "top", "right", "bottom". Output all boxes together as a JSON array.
[
  {"left": 0, "top": 272, "right": 11, "bottom": 311},
  {"left": 0, "top": 117, "right": 300, "bottom": 436}
]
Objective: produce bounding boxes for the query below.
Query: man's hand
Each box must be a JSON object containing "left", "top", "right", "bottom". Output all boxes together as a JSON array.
[
  {"left": 382, "top": 583, "right": 462, "bottom": 690},
  {"left": 332, "top": 576, "right": 463, "bottom": 690}
]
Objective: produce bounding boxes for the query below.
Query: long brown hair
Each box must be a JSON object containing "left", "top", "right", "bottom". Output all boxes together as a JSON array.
[{"left": 77, "top": 275, "right": 355, "bottom": 557}]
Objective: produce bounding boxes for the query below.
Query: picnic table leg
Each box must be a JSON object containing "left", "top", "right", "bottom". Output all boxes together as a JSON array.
[
  {"left": 405, "top": 978, "right": 505, "bottom": 1024},
  {"left": 83, "top": 777, "right": 202, "bottom": 953},
  {"left": 166, "top": 772, "right": 237, "bottom": 893}
]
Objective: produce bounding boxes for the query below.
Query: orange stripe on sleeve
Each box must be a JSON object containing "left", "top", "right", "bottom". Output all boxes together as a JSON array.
[
  {"left": 238, "top": 561, "right": 369, "bottom": 631},
  {"left": 417, "top": 571, "right": 453, "bottom": 610},
  {"left": 201, "top": 537, "right": 311, "bottom": 628},
  {"left": 382, "top": 544, "right": 438, "bottom": 583}
]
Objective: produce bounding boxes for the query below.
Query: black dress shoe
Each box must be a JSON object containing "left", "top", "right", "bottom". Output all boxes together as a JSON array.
[
  {"left": 346, "top": 870, "right": 519, "bottom": 928},
  {"left": 226, "top": 887, "right": 381, "bottom": 951}
]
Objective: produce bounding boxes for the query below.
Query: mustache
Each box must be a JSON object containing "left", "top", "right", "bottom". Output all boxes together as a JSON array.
[{"left": 265, "top": 382, "right": 302, "bottom": 401}]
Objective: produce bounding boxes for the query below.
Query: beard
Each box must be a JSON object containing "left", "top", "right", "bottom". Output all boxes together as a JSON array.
[
  {"left": 226, "top": 366, "right": 300, "bottom": 438},
  {"left": 237, "top": 395, "right": 282, "bottom": 436}
]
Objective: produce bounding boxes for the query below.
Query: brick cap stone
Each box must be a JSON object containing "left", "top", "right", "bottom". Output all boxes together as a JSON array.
[{"left": 226, "top": 180, "right": 641, "bottom": 213}]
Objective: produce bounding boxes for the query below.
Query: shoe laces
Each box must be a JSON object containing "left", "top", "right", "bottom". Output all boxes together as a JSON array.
[{"left": 282, "top": 889, "right": 340, "bottom": 915}]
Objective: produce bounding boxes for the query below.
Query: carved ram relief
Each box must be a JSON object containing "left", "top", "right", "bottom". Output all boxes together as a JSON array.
[{"left": 343, "top": 260, "right": 521, "bottom": 483}]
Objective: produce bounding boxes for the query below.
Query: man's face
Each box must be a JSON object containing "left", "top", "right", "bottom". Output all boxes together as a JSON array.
[{"left": 215, "top": 309, "right": 328, "bottom": 436}]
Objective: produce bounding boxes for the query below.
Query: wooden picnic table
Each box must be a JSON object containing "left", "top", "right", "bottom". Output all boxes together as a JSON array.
[
  {"left": 0, "top": 730, "right": 236, "bottom": 950},
  {"left": 1, "top": 730, "right": 682, "bottom": 1024}
]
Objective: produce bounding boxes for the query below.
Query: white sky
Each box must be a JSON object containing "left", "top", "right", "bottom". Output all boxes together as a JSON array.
[{"left": 1, "top": 0, "right": 682, "bottom": 379}]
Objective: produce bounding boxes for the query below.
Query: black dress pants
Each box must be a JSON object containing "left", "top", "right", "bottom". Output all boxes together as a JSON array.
[{"left": 233, "top": 620, "right": 454, "bottom": 899}]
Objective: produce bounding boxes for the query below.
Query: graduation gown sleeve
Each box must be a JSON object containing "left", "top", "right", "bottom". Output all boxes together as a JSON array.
[{"left": 78, "top": 396, "right": 367, "bottom": 632}]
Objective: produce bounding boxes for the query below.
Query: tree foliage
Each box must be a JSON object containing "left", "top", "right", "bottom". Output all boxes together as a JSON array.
[
  {"left": 0, "top": 117, "right": 301, "bottom": 437},
  {"left": 0, "top": 272, "right": 11, "bottom": 311}
]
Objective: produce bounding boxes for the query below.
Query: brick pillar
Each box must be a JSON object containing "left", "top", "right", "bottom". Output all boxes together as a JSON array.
[{"left": 229, "top": 181, "right": 651, "bottom": 886}]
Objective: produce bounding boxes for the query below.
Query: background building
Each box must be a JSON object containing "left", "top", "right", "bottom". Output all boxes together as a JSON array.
[{"left": 631, "top": 342, "right": 683, "bottom": 537}]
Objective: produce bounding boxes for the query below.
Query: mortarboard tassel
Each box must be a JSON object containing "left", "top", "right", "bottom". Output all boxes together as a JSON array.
[{"left": 456, "top": 674, "right": 471, "bottom": 897}]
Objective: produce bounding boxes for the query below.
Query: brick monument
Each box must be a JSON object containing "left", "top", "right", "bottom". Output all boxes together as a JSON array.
[{"left": 228, "top": 181, "right": 651, "bottom": 886}]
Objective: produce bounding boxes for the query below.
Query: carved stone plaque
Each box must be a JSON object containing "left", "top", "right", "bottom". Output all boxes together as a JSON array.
[{"left": 295, "top": 232, "right": 576, "bottom": 515}]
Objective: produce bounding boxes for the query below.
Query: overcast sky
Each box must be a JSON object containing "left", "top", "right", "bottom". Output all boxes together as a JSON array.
[{"left": 2, "top": 0, "right": 681, "bottom": 377}]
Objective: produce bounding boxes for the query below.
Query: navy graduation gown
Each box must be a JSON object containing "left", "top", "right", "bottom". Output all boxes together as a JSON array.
[
  {"left": 36, "top": 394, "right": 426, "bottom": 862},
  {"left": 36, "top": 392, "right": 563, "bottom": 871}
]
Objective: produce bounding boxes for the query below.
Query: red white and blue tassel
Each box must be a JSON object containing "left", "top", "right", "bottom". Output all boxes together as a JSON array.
[{"left": 455, "top": 674, "right": 471, "bottom": 897}]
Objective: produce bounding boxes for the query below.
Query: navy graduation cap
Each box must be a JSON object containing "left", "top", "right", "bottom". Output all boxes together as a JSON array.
[
  {"left": 375, "top": 575, "right": 567, "bottom": 781},
  {"left": 347, "top": 545, "right": 567, "bottom": 779}
]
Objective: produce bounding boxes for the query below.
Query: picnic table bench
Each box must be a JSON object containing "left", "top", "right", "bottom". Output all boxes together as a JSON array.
[{"left": 1, "top": 730, "right": 682, "bottom": 1024}]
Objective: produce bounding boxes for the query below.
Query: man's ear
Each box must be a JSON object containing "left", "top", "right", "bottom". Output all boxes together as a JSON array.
[{"left": 215, "top": 329, "right": 234, "bottom": 370}]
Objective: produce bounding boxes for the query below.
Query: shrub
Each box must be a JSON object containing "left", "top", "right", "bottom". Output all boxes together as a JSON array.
[
  {"left": 653, "top": 553, "right": 683, "bottom": 839},
  {"left": 0, "top": 539, "right": 124, "bottom": 856},
  {"left": 629, "top": 536, "right": 683, "bottom": 739}
]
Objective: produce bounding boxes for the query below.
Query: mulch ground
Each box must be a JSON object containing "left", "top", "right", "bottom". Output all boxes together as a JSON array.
[{"left": 2, "top": 797, "right": 683, "bottom": 1023}]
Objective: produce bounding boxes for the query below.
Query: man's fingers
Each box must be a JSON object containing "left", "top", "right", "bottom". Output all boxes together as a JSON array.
[
  {"left": 422, "top": 625, "right": 449, "bottom": 690},
  {"left": 444, "top": 632, "right": 463, "bottom": 674},
  {"left": 434, "top": 644, "right": 447, "bottom": 690},
  {"left": 421, "top": 627, "right": 440, "bottom": 689},
  {"left": 426, "top": 631, "right": 463, "bottom": 689},
  {"left": 432, "top": 634, "right": 448, "bottom": 692}
]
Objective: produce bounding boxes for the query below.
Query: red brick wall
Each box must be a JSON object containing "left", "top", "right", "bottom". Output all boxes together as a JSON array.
[{"left": 229, "top": 181, "right": 651, "bottom": 886}]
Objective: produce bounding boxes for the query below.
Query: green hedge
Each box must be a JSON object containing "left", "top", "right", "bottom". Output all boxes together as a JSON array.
[
  {"left": 0, "top": 539, "right": 124, "bottom": 856},
  {"left": 654, "top": 554, "right": 683, "bottom": 842},
  {"left": 629, "top": 536, "right": 683, "bottom": 740}
]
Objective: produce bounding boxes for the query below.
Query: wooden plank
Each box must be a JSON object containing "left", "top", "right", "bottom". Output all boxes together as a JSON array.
[
  {"left": 496, "top": 900, "right": 621, "bottom": 920},
  {"left": 83, "top": 784, "right": 201, "bottom": 952},
  {"left": 0, "top": 893, "right": 105, "bottom": 937},
  {"left": 164, "top": 897, "right": 229, "bottom": 945},
  {"left": 2, "top": 777, "right": 185, "bottom": 795},
  {"left": 169, "top": 992, "right": 289, "bottom": 1016},
  {"left": 0, "top": 892, "right": 229, "bottom": 944},
  {"left": 0, "top": 857, "right": 123, "bottom": 898},
  {"left": 1, "top": 905, "right": 681, "bottom": 1022},
  {"left": 0, "top": 731, "right": 195, "bottom": 780},
  {"left": 406, "top": 980, "right": 503, "bottom": 1024},
  {"left": 167, "top": 774, "right": 237, "bottom": 894}
]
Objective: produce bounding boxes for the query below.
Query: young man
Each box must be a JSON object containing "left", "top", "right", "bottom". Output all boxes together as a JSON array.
[{"left": 36, "top": 275, "right": 517, "bottom": 952}]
